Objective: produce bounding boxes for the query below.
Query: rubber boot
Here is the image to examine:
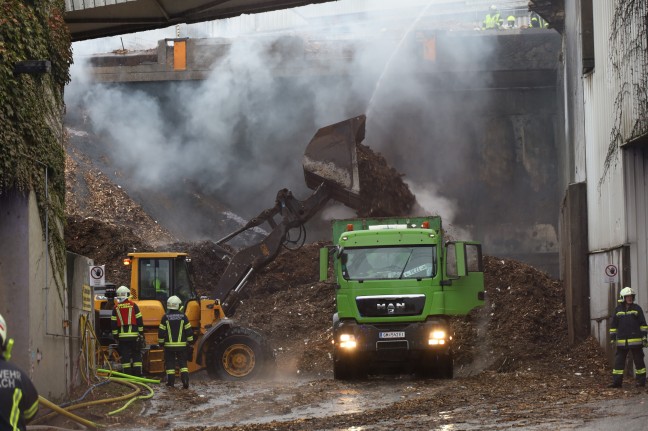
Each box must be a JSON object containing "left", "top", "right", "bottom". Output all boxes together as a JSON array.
[
  {"left": 166, "top": 372, "right": 175, "bottom": 387},
  {"left": 609, "top": 375, "right": 623, "bottom": 388},
  {"left": 636, "top": 375, "right": 646, "bottom": 387},
  {"left": 181, "top": 372, "right": 189, "bottom": 389}
]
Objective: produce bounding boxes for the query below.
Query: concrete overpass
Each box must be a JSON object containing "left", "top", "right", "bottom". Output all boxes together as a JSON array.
[{"left": 64, "top": 0, "right": 334, "bottom": 41}]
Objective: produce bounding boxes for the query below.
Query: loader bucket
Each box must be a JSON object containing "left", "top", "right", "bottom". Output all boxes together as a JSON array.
[{"left": 303, "top": 115, "right": 365, "bottom": 209}]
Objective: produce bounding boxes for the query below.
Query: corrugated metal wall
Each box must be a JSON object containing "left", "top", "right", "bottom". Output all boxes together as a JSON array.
[
  {"left": 624, "top": 145, "right": 648, "bottom": 317},
  {"left": 582, "top": 1, "right": 648, "bottom": 351},
  {"left": 583, "top": 1, "right": 633, "bottom": 250}
]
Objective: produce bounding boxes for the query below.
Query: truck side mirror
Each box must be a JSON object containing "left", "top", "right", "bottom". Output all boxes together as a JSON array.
[{"left": 319, "top": 247, "right": 329, "bottom": 281}]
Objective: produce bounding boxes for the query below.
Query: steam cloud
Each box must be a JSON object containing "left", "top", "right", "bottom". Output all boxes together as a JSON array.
[{"left": 65, "top": 0, "right": 495, "bottom": 242}]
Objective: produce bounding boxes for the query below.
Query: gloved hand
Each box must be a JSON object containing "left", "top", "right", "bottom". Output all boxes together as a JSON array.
[
  {"left": 187, "top": 344, "right": 194, "bottom": 359},
  {"left": 138, "top": 334, "right": 146, "bottom": 350},
  {"left": 610, "top": 334, "right": 617, "bottom": 345},
  {"left": 643, "top": 337, "right": 648, "bottom": 348}
]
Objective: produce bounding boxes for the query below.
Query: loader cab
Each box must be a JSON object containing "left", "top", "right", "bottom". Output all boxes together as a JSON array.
[
  {"left": 127, "top": 253, "right": 197, "bottom": 305},
  {"left": 126, "top": 252, "right": 200, "bottom": 328}
]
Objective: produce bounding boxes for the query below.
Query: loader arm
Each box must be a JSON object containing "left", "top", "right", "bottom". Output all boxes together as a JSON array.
[
  {"left": 214, "top": 185, "right": 332, "bottom": 315},
  {"left": 214, "top": 115, "right": 366, "bottom": 315}
]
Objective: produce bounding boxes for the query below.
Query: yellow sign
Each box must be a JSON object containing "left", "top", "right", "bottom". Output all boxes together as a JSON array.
[{"left": 82, "top": 284, "right": 92, "bottom": 312}]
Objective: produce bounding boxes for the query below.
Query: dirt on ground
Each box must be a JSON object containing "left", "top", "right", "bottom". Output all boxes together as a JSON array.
[{"left": 52, "top": 129, "right": 630, "bottom": 431}]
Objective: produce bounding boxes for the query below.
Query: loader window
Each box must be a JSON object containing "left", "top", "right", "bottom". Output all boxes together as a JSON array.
[
  {"left": 174, "top": 257, "right": 196, "bottom": 304},
  {"left": 341, "top": 246, "right": 436, "bottom": 280},
  {"left": 139, "top": 259, "right": 171, "bottom": 301}
]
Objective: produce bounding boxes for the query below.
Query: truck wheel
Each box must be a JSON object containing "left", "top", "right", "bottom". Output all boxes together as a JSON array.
[
  {"left": 333, "top": 352, "right": 364, "bottom": 380},
  {"left": 436, "top": 353, "right": 453, "bottom": 379},
  {"left": 208, "top": 326, "right": 272, "bottom": 380},
  {"left": 417, "top": 352, "right": 453, "bottom": 379}
]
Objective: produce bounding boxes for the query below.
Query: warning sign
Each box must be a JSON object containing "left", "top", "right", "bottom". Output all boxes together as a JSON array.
[
  {"left": 604, "top": 264, "right": 619, "bottom": 284},
  {"left": 89, "top": 265, "right": 105, "bottom": 287},
  {"left": 82, "top": 285, "right": 92, "bottom": 312}
]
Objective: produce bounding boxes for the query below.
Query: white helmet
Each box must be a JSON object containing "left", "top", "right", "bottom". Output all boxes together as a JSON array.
[
  {"left": 620, "top": 286, "right": 635, "bottom": 299},
  {"left": 490, "top": 5, "right": 498, "bottom": 11},
  {"left": 167, "top": 295, "right": 182, "bottom": 310},
  {"left": 116, "top": 286, "right": 130, "bottom": 303},
  {"left": 0, "top": 313, "right": 6, "bottom": 348}
]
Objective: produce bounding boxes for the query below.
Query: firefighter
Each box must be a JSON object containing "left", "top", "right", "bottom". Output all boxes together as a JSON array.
[
  {"left": 482, "top": 5, "right": 502, "bottom": 30},
  {"left": 158, "top": 295, "right": 194, "bottom": 389},
  {"left": 111, "top": 286, "right": 144, "bottom": 376},
  {"left": 609, "top": 287, "right": 648, "bottom": 388},
  {"left": 506, "top": 15, "right": 516, "bottom": 29},
  {"left": 0, "top": 313, "right": 39, "bottom": 430}
]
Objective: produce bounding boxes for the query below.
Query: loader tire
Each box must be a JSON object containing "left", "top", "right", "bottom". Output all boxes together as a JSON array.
[{"left": 208, "top": 326, "right": 273, "bottom": 381}]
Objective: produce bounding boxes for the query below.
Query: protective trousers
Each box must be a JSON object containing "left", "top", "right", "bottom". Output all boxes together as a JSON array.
[
  {"left": 118, "top": 338, "right": 143, "bottom": 376},
  {"left": 612, "top": 347, "right": 646, "bottom": 387},
  {"left": 165, "top": 348, "right": 189, "bottom": 388}
]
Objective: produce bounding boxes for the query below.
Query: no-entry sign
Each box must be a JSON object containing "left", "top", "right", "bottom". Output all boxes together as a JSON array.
[
  {"left": 604, "top": 264, "right": 619, "bottom": 283},
  {"left": 89, "top": 265, "right": 105, "bottom": 287}
]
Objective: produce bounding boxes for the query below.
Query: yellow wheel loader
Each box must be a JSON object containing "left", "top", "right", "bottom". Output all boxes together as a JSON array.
[{"left": 93, "top": 115, "right": 366, "bottom": 380}]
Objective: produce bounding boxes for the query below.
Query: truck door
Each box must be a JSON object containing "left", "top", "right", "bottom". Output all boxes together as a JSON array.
[{"left": 443, "top": 241, "right": 485, "bottom": 314}]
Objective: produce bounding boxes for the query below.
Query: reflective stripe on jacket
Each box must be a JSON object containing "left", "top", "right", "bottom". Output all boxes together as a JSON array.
[
  {"left": 610, "top": 303, "right": 648, "bottom": 347},
  {"left": 483, "top": 13, "right": 501, "bottom": 29},
  {"left": 0, "top": 359, "right": 39, "bottom": 431},
  {"left": 158, "top": 310, "right": 194, "bottom": 349},
  {"left": 111, "top": 300, "right": 144, "bottom": 339}
]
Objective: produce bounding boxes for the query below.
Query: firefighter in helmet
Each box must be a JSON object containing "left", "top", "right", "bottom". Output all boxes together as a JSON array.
[
  {"left": 111, "top": 286, "right": 145, "bottom": 376},
  {"left": 609, "top": 287, "right": 648, "bottom": 387},
  {"left": 482, "top": 5, "right": 502, "bottom": 30},
  {"left": 158, "top": 295, "right": 194, "bottom": 389},
  {"left": 0, "top": 313, "right": 39, "bottom": 430}
]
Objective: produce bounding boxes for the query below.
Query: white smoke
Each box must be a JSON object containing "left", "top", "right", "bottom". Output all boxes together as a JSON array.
[{"left": 65, "top": 0, "right": 497, "bottom": 241}]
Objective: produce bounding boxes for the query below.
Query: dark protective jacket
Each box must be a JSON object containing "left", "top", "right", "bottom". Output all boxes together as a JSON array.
[
  {"left": 111, "top": 300, "right": 144, "bottom": 339},
  {"left": 158, "top": 310, "right": 194, "bottom": 350},
  {"left": 0, "top": 358, "right": 39, "bottom": 431},
  {"left": 610, "top": 302, "right": 648, "bottom": 348}
]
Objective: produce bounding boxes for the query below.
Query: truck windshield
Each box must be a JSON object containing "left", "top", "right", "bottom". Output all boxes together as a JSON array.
[{"left": 340, "top": 246, "right": 436, "bottom": 280}]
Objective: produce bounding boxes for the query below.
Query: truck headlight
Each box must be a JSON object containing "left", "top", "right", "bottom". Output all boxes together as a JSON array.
[
  {"left": 428, "top": 330, "right": 448, "bottom": 346},
  {"left": 339, "top": 333, "right": 357, "bottom": 349}
]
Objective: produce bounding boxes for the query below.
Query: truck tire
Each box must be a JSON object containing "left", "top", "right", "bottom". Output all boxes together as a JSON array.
[
  {"left": 436, "top": 353, "right": 453, "bottom": 379},
  {"left": 333, "top": 351, "right": 364, "bottom": 380},
  {"left": 207, "top": 326, "right": 273, "bottom": 381},
  {"left": 417, "top": 352, "right": 453, "bottom": 379}
]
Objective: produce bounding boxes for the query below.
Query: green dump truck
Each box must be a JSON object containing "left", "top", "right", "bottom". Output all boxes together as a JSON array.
[{"left": 319, "top": 216, "right": 485, "bottom": 379}]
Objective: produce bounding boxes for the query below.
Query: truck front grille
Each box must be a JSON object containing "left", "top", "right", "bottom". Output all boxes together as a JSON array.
[{"left": 356, "top": 294, "right": 425, "bottom": 317}]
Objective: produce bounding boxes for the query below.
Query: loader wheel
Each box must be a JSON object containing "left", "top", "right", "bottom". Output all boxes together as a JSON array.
[{"left": 208, "top": 326, "right": 272, "bottom": 381}]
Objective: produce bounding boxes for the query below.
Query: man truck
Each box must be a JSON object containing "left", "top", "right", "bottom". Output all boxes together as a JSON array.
[{"left": 319, "top": 217, "right": 485, "bottom": 379}]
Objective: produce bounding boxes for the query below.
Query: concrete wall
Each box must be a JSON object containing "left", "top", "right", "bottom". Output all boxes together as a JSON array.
[
  {"left": 560, "top": 182, "right": 589, "bottom": 344},
  {"left": 67, "top": 252, "right": 95, "bottom": 389},
  {"left": 0, "top": 190, "right": 69, "bottom": 399}
]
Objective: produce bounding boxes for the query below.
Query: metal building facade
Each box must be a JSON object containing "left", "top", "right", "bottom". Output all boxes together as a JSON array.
[{"left": 574, "top": 0, "right": 648, "bottom": 347}]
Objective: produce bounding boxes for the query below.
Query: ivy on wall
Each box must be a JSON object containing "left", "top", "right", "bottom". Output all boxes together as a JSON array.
[
  {"left": 601, "top": 0, "right": 648, "bottom": 188},
  {"left": 0, "top": 0, "right": 72, "bottom": 302}
]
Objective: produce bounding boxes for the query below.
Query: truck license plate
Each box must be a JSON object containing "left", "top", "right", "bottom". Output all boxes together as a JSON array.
[{"left": 379, "top": 331, "right": 405, "bottom": 339}]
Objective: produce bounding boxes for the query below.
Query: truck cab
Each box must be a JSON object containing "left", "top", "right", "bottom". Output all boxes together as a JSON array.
[{"left": 320, "top": 217, "right": 485, "bottom": 379}]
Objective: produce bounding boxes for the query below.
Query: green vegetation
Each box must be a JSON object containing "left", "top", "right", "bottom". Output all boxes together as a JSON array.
[{"left": 0, "top": 0, "right": 72, "bottom": 300}]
